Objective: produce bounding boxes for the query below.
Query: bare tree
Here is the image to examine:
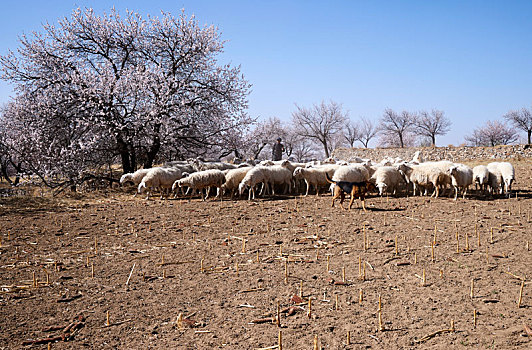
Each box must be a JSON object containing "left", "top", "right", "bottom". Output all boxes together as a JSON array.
[
  {"left": 291, "top": 101, "right": 348, "bottom": 158},
  {"left": 356, "top": 116, "right": 379, "bottom": 148},
  {"left": 465, "top": 120, "right": 518, "bottom": 146},
  {"left": 415, "top": 109, "right": 451, "bottom": 146},
  {"left": 504, "top": 107, "right": 532, "bottom": 144},
  {"left": 379, "top": 109, "right": 416, "bottom": 148},
  {"left": 344, "top": 120, "right": 359, "bottom": 148}
]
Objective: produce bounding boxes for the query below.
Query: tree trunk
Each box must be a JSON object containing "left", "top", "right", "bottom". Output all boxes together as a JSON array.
[
  {"left": 431, "top": 135, "right": 436, "bottom": 146},
  {"left": 528, "top": 130, "right": 531, "bottom": 145},
  {"left": 399, "top": 134, "right": 404, "bottom": 148},
  {"left": 322, "top": 139, "right": 329, "bottom": 158},
  {"left": 116, "top": 134, "right": 134, "bottom": 174},
  {"left": 144, "top": 128, "right": 161, "bottom": 169}
]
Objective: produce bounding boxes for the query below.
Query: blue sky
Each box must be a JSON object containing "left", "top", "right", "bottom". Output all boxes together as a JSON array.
[{"left": 1, "top": 1, "right": 531, "bottom": 146}]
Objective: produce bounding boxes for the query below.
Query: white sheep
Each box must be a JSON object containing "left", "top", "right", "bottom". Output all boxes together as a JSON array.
[
  {"left": 173, "top": 169, "right": 226, "bottom": 201},
  {"left": 405, "top": 161, "right": 453, "bottom": 197},
  {"left": 219, "top": 167, "right": 252, "bottom": 200},
  {"left": 261, "top": 165, "right": 292, "bottom": 195},
  {"left": 189, "top": 158, "right": 237, "bottom": 172},
  {"left": 138, "top": 167, "right": 182, "bottom": 200},
  {"left": 497, "top": 162, "right": 515, "bottom": 197},
  {"left": 120, "top": 169, "right": 150, "bottom": 197},
  {"left": 293, "top": 165, "right": 337, "bottom": 196},
  {"left": 472, "top": 165, "right": 489, "bottom": 194},
  {"left": 448, "top": 163, "right": 473, "bottom": 200},
  {"left": 486, "top": 162, "right": 504, "bottom": 195},
  {"left": 370, "top": 166, "right": 405, "bottom": 196},
  {"left": 239, "top": 166, "right": 269, "bottom": 200},
  {"left": 332, "top": 164, "right": 370, "bottom": 182},
  {"left": 412, "top": 151, "right": 424, "bottom": 164}
]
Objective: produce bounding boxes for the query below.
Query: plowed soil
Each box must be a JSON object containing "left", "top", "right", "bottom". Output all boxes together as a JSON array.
[{"left": 1, "top": 160, "right": 531, "bottom": 349}]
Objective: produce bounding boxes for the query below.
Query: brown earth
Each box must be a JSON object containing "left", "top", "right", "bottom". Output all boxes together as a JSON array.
[{"left": 1, "top": 160, "right": 531, "bottom": 349}]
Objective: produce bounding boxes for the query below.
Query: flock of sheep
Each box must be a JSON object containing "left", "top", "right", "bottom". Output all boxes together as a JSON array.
[{"left": 119, "top": 152, "right": 516, "bottom": 202}]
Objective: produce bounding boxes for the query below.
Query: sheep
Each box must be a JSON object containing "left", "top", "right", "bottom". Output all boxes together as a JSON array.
[
  {"left": 293, "top": 165, "right": 337, "bottom": 196},
  {"left": 486, "top": 162, "right": 504, "bottom": 195},
  {"left": 412, "top": 151, "right": 424, "bottom": 164},
  {"left": 219, "top": 167, "right": 252, "bottom": 200},
  {"left": 238, "top": 166, "right": 269, "bottom": 200},
  {"left": 332, "top": 164, "right": 370, "bottom": 182},
  {"left": 279, "top": 159, "right": 307, "bottom": 173},
  {"left": 137, "top": 167, "right": 182, "bottom": 200},
  {"left": 173, "top": 169, "right": 226, "bottom": 201},
  {"left": 472, "top": 165, "right": 489, "bottom": 194},
  {"left": 261, "top": 165, "right": 292, "bottom": 195},
  {"left": 189, "top": 158, "right": 237, "bottom": 172},
  {"left": 120, "top": 169, "right": 150, "bottom": 191},
  {"left": 370, "top": 166, "right": 405, "bottom": 196},
  {"left": 405, "top": 161, "right": 453, "bottom": 197},
  {"left": 448, "top": 164, "right": 473, "bottom": 200},
  {"left": 497, "top": 162, "right": 515, "bottom": 197}
]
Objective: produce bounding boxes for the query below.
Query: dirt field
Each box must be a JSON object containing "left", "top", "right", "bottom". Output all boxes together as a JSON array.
[{"left": 1, "top": 160, "right": 531, "bottom": 349}]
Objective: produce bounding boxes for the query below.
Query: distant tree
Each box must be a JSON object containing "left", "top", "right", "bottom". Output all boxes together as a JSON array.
[
  {"left": 465, "top": 120, "right": 518, "bottom": 147},
  {"left": 344, "top": 120, "right": 359, "bottom": 148},
  {"left": 241, "top": 117, "right": 287, "bottom": 160},
  {"left": 378, "top": 109, "right": 416, "bottom": 148},
  {"left": 356, "top": 116, "right": 380, "bottom": 148},
  {"left": 415, "top": 109, "right": 451, "bottom": 146},
  {"left": 291, "top": 100, "right": 349, "bottom": 158},
  {"left": 503, "top": 107, "right": 532, "bottom": 144},
  {"left": 290, "top": 135, "right": 318, "bottom": 162}
]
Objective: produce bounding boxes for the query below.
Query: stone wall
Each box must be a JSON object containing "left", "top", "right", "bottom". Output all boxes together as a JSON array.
[{"left": 331, "top": 144, "right": 532, "bottom": 163}]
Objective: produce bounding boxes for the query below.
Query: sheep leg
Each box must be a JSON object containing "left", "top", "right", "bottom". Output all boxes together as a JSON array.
[
  {"left": 453, "top": 186, "right": 458, "bottom": 201},
  {"left": 304, "top": 181, "right": 310, "bottom": 196}
]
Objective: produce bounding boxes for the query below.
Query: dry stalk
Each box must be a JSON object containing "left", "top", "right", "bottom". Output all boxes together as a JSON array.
[
  {"left": 284, "top": 261, "right": 288, "bottom": 284},
  {"left": 276, "top": 301, "right": 281, "bottom": 327},
  {"left": 363, "top": 224, "right": 367, "bottom": 251},
  {"left": 242, "top": 239, "right": 246, "bottom": 254},
  {"left": 106, "top": 310, "right": 110, "bottom": 326},
  {"left": 347, "top": 330, "right": 351, "bottom": 345},
  {"left": 518, "top": 280, "right": 525, "bottom": 308},
  {"left": 431, "top": 242, "right": 435, "bottom": 262},
  {"left": 473, "top": 309, "right": 477, "bottom": 328},
  {"left": 470, "top": 279, "right": 474, "bottom": 299},
  {"left": 378, "top": 310, "right": 384, "bottom": 331},
  {"left": 307, "top": 297, "right": 312, "bottom": 318},
  {"left": 313, "top": 334, "right": 318, "bottom": 350},
  {"left": 326, "top": 255, "right": 330, "bottom": 272},
  {"left": 91, "top": 264, "right": 94, "bottom": 278},
  {"left": 126, "top": 263, "right": 136, "bottom": 286},
  {"left": 278, "top": 330, "right": 282, "bottom": 350},
  {"left": 476, "top": 223, "right": 480, "bottom": 247},
  {"left": 342, "top": 267, "right": 346, "bottom": 283},
  {"left": 395, "top": 235, "right": 399, "bottom": 256},
  {"left": 335, "top": 294, "right": 339, "bottom": 311}
]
